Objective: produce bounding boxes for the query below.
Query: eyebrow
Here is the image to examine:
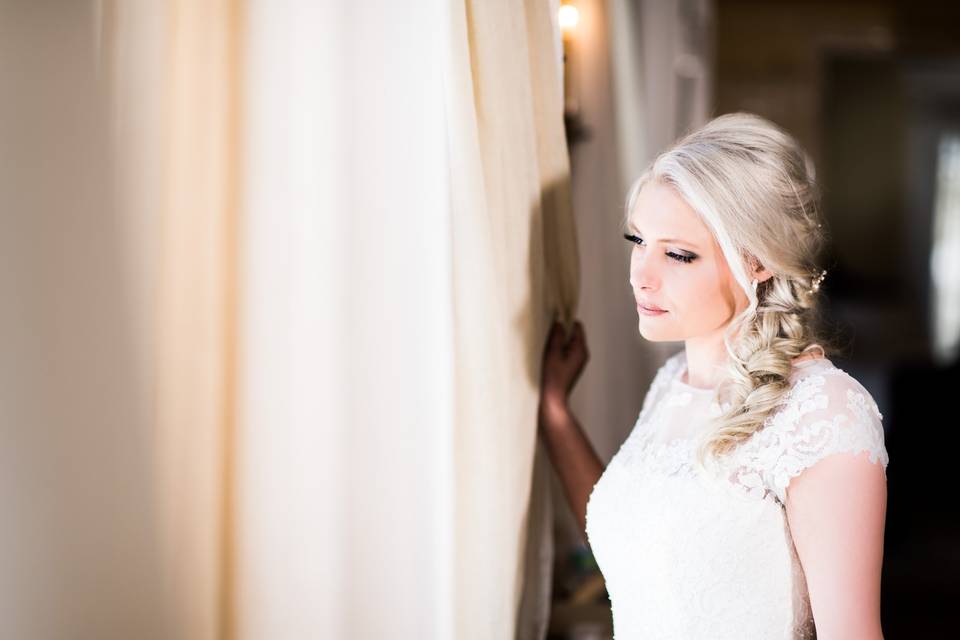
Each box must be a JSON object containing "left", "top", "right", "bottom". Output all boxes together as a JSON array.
[{"left": 626, "top": 221, "right": 702, "bottom": 251}]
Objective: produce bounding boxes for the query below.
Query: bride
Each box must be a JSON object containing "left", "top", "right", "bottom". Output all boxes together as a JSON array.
[{"left": 538, "top": 112, "right": 888, "bottom": 639}]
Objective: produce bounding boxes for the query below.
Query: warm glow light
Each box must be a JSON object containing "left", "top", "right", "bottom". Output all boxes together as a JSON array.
[{"left": 559, "top": 4, "right": 580, "bottom": 33}]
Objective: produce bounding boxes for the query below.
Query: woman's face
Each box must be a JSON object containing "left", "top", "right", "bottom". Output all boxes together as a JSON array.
[{"left": 627, "top": 180, "right": 750, "bottom": 342}]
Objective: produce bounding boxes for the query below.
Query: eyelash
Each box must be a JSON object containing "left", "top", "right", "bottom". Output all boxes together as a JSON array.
[{"left": 623, "top": 233, "right": 697, "bottom": 264}]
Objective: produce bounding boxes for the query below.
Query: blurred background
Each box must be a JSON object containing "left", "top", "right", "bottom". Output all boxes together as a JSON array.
[{"left": 0, "top": 1, "right": 957, "bottom": 639}]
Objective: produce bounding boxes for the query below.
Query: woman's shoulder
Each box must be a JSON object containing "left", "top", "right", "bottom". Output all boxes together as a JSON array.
[
  {"left": 790, "top": 352, "right": 826, "bottom": 366},
  {"left": 783, "top": 356, "right": 880, "bottom": 416},
  {"left": 787, "top": 344, "right": 831, "bottom": 373},
  {"left": 754, "top": 361, "right": 888, "bottom": 503}
]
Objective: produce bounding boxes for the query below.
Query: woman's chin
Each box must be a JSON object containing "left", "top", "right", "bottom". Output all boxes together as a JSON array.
[{"left": 637, "top": 323, "right": 674, "bottom": 342}]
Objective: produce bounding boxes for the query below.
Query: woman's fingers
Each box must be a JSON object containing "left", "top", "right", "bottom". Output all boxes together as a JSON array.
[
  {"left": 546, "top": 318, "right": 586, "bottom": 358},
  {"left": 547, "top": 320, "right": 565, "bottom": 351}
]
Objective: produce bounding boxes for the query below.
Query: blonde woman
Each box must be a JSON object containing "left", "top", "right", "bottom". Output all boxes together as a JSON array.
[{"left": 538, "top": 112, "right": 889, "bottom": 639}]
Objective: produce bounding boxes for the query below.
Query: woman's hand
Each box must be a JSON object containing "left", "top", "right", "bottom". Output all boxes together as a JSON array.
[{"left": 539, "top": 319, "right": 589, "bottom": 422}]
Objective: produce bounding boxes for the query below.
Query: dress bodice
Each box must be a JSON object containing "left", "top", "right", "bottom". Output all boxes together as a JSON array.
[{"left": 584, "top": 350, "right": 889, "bottom": 639}]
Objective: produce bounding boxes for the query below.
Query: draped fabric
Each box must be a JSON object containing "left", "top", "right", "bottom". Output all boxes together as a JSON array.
[
  {"left": 449, "top": 2, "right": 578, "bottom": 638},
  {"left": 104, "top": 1, "right": 576, "bottom": 638},
  {"left": 101, "top": 1, "right": 244, "bottom": 637},
  {"left": 242, "top": 2, "right": 579, "bottom": 637},
  {"left": 155, "top": 2, "right": 243, "bottom": 638}
]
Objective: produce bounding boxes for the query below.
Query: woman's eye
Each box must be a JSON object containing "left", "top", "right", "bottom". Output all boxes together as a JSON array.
[{"left": 623, "top": 233, "right": 696, "bottom": 264}]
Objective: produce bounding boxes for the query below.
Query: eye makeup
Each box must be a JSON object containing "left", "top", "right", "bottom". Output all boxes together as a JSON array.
[{"left": 623, "top": 233, "right": 698, "bottom": 264}]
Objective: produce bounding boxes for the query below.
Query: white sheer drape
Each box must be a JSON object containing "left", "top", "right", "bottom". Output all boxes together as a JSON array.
[
  {"left": 241, "top": 1, "right": 576, "bottom": 638},
  {"left": 239, "top": 2, "right": 454, "bottom": 636},
  {"left": 1, "top": 1, "right": 575, "bottom": 638}
]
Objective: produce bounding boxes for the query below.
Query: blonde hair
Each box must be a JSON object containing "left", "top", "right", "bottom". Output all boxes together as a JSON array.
[{"left": 624, "top": 112, "right": 840, "bottom": 470}]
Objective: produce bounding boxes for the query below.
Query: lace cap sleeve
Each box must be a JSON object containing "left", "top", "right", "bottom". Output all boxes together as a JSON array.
[{"left": 751, "top": 368, "right": 889, "bottom": 505}]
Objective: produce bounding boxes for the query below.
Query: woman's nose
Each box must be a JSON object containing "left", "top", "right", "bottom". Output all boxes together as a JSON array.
[{"left": 630, "top": 250, "right": 660, "bottom": 291}]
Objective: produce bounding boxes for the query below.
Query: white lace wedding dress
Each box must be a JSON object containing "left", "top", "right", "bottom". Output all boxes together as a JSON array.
[{"left": 584, "top": 350, "right": 889, "bottom": 639}]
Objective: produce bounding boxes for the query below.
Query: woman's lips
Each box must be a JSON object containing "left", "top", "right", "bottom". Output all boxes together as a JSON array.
[{"left": 637, "top": 302, "right": 668, "bottom": 316}]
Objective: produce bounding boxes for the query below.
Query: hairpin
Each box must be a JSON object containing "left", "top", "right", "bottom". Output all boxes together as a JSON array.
[{"left": 807, "top": 268, "right": 827, "bottom": 294}]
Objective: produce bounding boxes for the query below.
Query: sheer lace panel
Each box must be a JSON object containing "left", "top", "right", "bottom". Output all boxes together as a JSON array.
[{"left": 729, "top": 366, "right": 889, "bottom": 505}]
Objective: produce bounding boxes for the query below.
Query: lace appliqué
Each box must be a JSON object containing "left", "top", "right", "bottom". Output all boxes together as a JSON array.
[
  {"left": 664, "top": 391, "right": 693, "bottom": 408},
  {"left": 731, "top": 369, "right": 889, "bottom": 505},
  {"left": 616, "top": 356, "right": 888, "bottom": 507}
]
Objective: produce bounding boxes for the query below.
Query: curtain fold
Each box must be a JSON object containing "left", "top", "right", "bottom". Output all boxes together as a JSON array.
[
  {"left": 104, "top": 1, "right": 577, "bottom": 638},
  {"left": 152, "top": 1, "right": 243, "bottom": 638},
  {"left": 105, "top": 0, "right": 244, "bottom": 637},
  {"left": 449, "top": 1, "right": 578, "bottom": 637}
]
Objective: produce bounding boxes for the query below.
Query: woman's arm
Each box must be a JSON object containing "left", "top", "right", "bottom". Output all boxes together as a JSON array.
[
  {"left": 786, "top": 450, "right": 888, "bottom": 640},
  {"left": 537, "top": 319, "right": 603, "bottom": 536},
  {"left": 539, "top": 400, "right": 604, "bottom": 536}
]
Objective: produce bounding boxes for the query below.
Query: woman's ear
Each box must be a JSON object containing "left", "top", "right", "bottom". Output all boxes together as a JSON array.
[
  {"left": 746, "top": 255, "right": 773, "bottom": 283},
  {"left": 754, "top": 267, "right": 774, "bottom": 283}
]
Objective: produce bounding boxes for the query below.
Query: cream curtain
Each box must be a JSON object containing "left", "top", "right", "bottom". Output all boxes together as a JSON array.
[
  {"left": 106, "top": 0, "right": 243, "bottom": 638},
  {"left": 240, "top": 1, "right": 577, "bottom": 637},
  {"left": 104, "top": 0, "right": 576, "bottom": 639},
  {"left": 447, "top": 3, "right": 577, "bottom": 638}
]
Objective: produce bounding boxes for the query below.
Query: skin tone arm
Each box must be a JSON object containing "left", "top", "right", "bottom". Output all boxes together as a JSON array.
[
  {"left": 786, "top": 450, "right": 888, "bottom": 639},
  {"left": 537, "top": 319, "right": 604, "bottom": 536}
]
